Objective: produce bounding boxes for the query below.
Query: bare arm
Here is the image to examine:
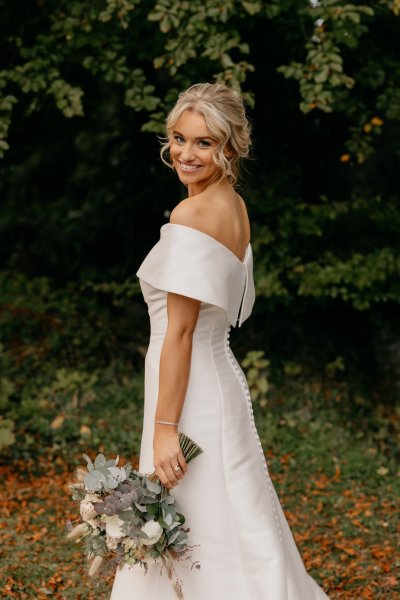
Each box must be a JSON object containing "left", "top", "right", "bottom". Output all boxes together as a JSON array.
[{"left": 153, "top": 291, "right": 201, "bottom": 490}]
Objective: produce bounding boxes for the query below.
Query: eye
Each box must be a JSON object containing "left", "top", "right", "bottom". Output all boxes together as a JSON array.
[
  {"left": 173, "top": 135, "right": 184, "bottom": 143},
  {"left": 198, "top": 140, "right": 210, "bottom": 148}
]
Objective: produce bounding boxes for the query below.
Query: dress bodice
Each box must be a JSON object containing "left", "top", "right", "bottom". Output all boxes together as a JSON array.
[{"left": 135, "top": 223, "right": 256, "bottom": 331}]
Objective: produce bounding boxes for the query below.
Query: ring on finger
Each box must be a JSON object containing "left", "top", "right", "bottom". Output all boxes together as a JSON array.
[{"left": 173, "top": 464, "right": 181, "bottom": 472}]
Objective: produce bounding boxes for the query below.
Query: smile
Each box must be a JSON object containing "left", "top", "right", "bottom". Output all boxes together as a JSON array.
[{"left": 178, "top": 161, "right": 202, "bottom": 172}]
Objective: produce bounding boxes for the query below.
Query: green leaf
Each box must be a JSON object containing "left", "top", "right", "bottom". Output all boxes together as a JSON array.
[
  {"left": 241, "top": 1, "right": 261, "bottom": 16},
  {"left": 145, "top": 477, "right": 161, "bottom": 494}
]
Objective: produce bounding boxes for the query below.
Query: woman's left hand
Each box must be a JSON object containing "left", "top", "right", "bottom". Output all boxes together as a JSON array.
[{"left": 153, "top": 426, "right": 188, "bottom": 490}]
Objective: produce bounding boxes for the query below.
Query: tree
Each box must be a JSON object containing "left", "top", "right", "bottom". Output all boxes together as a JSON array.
[{"left": 0, "top": 0, "right": 399, "bottom": 391}]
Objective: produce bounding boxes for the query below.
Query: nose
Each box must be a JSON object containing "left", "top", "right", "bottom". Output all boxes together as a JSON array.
[{"left": 178, "top": 142, "right": 196, "bottom": 162}]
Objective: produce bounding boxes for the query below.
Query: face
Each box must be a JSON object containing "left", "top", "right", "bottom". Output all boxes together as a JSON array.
[{"left": 169, "top": 109, "right": 228, "bottom": 195}]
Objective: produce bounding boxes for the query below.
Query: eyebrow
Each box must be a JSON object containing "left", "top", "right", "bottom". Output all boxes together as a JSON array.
[{"left": 173, "top": 130, "right": 215, "bottom": 141}]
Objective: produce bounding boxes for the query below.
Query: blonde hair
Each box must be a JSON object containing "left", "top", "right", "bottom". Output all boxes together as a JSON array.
[{"left": 159, "top": 82, "right": 252, "bottom": 188}]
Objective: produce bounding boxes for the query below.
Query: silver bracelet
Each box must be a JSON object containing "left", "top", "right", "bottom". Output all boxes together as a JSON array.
[{"left": 154, "top": 418, "right": 179, "bottom": 426}]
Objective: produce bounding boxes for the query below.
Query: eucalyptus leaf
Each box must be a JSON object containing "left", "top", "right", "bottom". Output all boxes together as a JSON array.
[
  {"left": 82, "top": 453, "right": 94, "bottom": 471},
  {"left": 168, "top": 529, "right": 180, "bottom": 544},
  {"left": 84, "top": 470, "right": 107, "bottom": 491},
  {"left": 145, "top": 477, "right": 161, "bottom": 494},
  {"left": 158, "top": 517, "right": 168, "bottom": 528},
  {"left": 94, "top": 454, "right": 107, "bottom": 469},
  {"left": 163, "top": 495, "right": 175, "bottom": 505},
  {"left": 164, "top": 512, "right": 173, "bottom": 526}
]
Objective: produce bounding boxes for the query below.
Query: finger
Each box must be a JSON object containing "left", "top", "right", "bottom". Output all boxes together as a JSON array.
[
  {"left": 164, "top": 463, "right": 179, "bottom": 487},
  {"left": 155, "top": 465, "right": 174, "bottom": 490},
  {"left": 165, "top": 461, "right": 179, "bottom": 486},
  {"left": 173, "top": 461, "right": 184, "bottom": 479},
  {"left": 177, "top": 450, "right": 188, "bottom": 474}
]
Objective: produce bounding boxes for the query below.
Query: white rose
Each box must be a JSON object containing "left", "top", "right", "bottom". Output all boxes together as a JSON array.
[
  {"left": 141, "top": 520, "right": 163, "bottom": 546},
  {"left": 103, "top": 507, "right": 132, "bottom": 538},
  {"left": 104, "top": 514, "right": 125, "bottom": 538}
]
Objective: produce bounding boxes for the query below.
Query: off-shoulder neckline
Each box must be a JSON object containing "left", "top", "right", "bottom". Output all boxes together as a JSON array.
[{"left": 161, "top": 222, "right": 251, "bottom": 265}]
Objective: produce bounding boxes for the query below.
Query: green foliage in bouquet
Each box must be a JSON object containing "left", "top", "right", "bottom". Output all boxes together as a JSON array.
[{"left": 67, "top": 433, "right": 203, "bottom": 598}]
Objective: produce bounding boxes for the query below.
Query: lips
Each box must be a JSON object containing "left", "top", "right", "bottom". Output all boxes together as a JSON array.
[{"left": 178, "top": 161, "right": 202, "bottom": 173}]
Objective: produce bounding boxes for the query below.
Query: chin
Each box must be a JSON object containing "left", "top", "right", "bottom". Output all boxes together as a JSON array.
[
  {"left": 177, "top": 171, "right": 202, "bottom": 184},
  {"left": 177, "top": 174, "right": 191, "bottom": 186}
]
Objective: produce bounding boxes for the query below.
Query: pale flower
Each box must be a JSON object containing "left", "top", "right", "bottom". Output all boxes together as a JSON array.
[
  {"left": 86, "top": 517, "right": 100, "bottom": 530},
  {"left": 104, "top": 514, "right": 125, "bottom": 538},
  {"left": 80, "top": 493, "right": 100, "bottom": 524},
  {"left": 141, "top": 520, "right": 163, "bottom": 546},
  {"left": 103, "top": 507, "right": 133, "bottom": 538},
  {"left": 105, "top": 534, "right": 120, "bottom": 550},
  {"left": 122, "top": 537, "right": 138, "bottom": 550},
  {"left": 67, "top": 522, "right": 90, "bottom": 540},
  {"left": 79, "top": 493, "right": 100, "bottom": 529},
  {"left": 88, "top": 555, "right": 103, "bottom": 576}
]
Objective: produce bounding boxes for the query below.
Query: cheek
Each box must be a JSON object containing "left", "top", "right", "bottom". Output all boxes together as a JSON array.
[
  {"left": 202, "top": 150, "right": 217, "bottom": 165},
  {"left": 169, "top": 143, "right": 178, "bottom": 157},
  {"left": 203, "top": 150, "right": 217, "bottom": 168}
]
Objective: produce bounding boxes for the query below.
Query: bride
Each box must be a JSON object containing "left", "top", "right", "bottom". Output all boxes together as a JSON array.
[{"left": 110, "top": 82, "right": 330, "bottom": 599}]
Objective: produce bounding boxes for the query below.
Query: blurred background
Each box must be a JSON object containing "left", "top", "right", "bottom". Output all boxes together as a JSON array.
[{"left": 1, "top": 1, "right": 399, "bottom": 598}]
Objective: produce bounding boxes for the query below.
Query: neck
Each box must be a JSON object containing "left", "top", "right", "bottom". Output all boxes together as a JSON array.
[{"left": 188, "top": 175, "right": 231, "bottom": 197}]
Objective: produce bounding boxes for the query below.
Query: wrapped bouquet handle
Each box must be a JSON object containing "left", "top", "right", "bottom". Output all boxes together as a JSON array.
[{"left": 148, "top": 432, "right": 204, "bottom": 485}]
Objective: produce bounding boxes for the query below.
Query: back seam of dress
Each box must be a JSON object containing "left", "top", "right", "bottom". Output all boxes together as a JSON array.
[
  {"left": 208, "top": 313, "right": 251, "bottom": 600},
  {"left": 224, "top": 340, "right": 285, "bottom": 543}
]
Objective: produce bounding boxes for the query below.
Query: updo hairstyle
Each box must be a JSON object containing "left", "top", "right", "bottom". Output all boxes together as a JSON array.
[{"left": 159, "top": 82, "right": 252, "bottom": 187}]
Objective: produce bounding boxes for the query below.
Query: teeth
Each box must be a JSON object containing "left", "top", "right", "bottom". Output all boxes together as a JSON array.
[{"left": 179, "top": 161, "right": 200, "bottom": 172}]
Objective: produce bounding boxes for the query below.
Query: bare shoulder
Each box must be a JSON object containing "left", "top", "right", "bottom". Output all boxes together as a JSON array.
[
  {"left": 169, "top": 197, "right": 203, "bottom": 227},
  {"left": 236, "top": 192, "right": 251, "bottom": 241},
  {"left": 237, "top": 193, "right": 249, "bottom": 213},
  {"left": 170, "top": 190, "right": 250, "bottom": 254}
]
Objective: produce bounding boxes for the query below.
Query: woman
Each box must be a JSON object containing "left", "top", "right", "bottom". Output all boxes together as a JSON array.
[{"left": 110, "top": 82, "right": 330, "bottom": 599}]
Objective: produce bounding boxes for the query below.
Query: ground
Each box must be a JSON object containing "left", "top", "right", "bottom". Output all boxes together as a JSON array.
[{"left": 1, "top": 441, "right": 398, "bottom": 599}]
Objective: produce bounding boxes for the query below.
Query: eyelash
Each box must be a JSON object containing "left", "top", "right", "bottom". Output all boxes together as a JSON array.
[{"left": 173, "top": 135, "right": 210, "bottom": 148}]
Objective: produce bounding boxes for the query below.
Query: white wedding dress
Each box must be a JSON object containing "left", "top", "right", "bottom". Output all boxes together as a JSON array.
[{"left": 110, "top": 223, "right": 330, "bottom": 600}]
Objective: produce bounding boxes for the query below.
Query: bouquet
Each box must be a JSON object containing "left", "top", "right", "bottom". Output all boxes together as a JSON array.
[{"left": 67, "top": 432, "right": 203, "bottom": 599}]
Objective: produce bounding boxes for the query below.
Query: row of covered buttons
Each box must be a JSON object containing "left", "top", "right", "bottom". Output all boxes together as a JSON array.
[{"left": 225, "top": 324, "right": 283, "bottom": 544}]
